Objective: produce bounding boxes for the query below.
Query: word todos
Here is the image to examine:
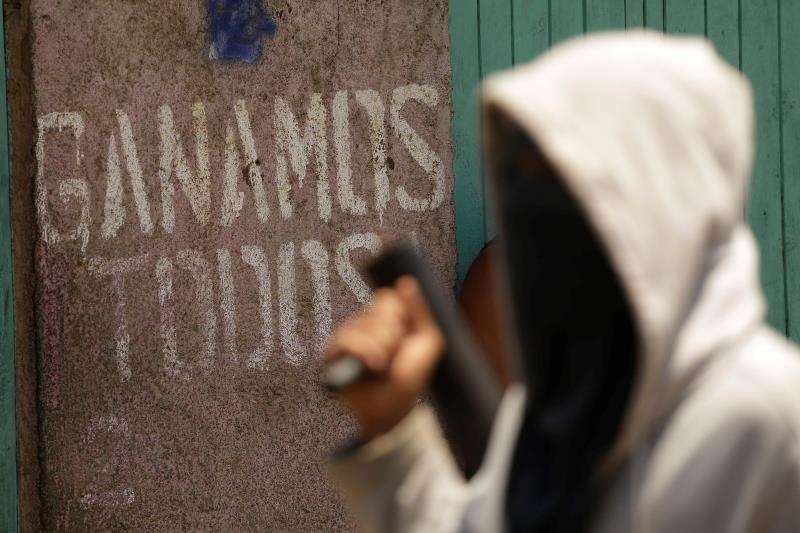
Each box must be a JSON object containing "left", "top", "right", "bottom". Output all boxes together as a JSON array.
[{"left": 87, "top": 233, "right": 391, "bottom": 382}]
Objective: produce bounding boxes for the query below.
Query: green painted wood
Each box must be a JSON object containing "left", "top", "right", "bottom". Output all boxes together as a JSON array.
[
  {"left": 626, "top": 0, "right": 646, "bottom": 27},
  {"left": 551, "top": 0, "right": 585, "bottom": 44},
  {"left": 512, "top": 0, "right": 550, "bottom": 64},
  {"left": 0, "top": 2, "right": 17, "bottom": 530},
  {"left": 665, "top": 0, "right": 705, "bottom": 34},
  {"left": 741, "top": 0, "right": 786, "bottom": 331},
  {"left": 706, "top": 0, "right": 740, "bottom": 68},
  {"left": 586, "top": 0, "right": 626, "bottom": 32},
  {"left": 644, "top": 0, "right": 665, "bottom": 30},
  {"left": 479, "top": 0, "right": 515, "bottom": 77},
  {"left": 479, "top": 0, "right": 514, "bottom": 241},
  {"left": 781, "top": 0, "right": 800, "bottom": 341},
  {"left": 450, "top": 0, "right": 485, "bottom": 283},
  {"left": 450, "top": 1, "right": 797, "bottom": 336}
]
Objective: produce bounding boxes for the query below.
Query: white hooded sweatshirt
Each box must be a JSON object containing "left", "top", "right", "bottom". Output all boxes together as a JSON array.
[{"left": 329, "top": 31, "right": 800, "bottom": 532}]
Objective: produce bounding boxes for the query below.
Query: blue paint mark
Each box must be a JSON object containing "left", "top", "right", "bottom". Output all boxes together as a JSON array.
[{"left": 208, "top": 0, "right": 278, "bottom": 64}]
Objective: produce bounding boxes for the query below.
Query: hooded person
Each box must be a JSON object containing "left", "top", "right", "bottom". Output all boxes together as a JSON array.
[{"left": 325, "top": 31, "right": 800, "bottom": 532}]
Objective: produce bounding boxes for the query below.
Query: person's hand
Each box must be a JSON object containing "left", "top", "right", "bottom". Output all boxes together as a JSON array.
[{"left": 325, "top": 276, "right": 444, "bottom": 439}]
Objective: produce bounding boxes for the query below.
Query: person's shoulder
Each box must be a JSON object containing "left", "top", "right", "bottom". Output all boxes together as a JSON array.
[
  {"left": 698, "top": 326, "right": 800, "bottom": 444},
  {"left": 642, "top": 329, "right": 800, "bottom": 531}
]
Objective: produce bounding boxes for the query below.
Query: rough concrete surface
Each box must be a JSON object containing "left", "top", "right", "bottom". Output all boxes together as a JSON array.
[{"left": 25, "top": 1, "right": 455, "bottom": 530}]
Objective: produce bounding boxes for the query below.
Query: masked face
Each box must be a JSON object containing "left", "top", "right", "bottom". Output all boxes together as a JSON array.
[
  {"left": 491, "top": 117, "right": 638, "bottom": 532},
  {"left": 498, "top": 158, "right": 633, "bottom": 416}
]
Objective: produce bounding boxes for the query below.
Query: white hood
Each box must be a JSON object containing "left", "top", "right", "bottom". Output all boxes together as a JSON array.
[
  {"left": 481, "top": 30, "right": 766, "bottom": 471},
  {"left": 329, "top": 31, "right": 800, "bottom": 533}
]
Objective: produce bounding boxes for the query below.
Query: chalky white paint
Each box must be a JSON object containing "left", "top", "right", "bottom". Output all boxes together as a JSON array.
[
  {"left": 221, "top": 123, "right": 244, "bottom": 228},
  {"left": 101, "top": 134, "right": 125, "bottom": 239},
  {"left": 155, "top": 257, "right": 182, "bottom": 377},
  {"left": 38, "top": 86, "right": 448, "bottom": 249},
  {"left": 39, "top": 85, "right": 452, "bottom": 374},
  {"left": 234, "top": 99, "right": 270, "bottom": 223},
  {"left": 336, "top": 233, "right": 382, "bottom": 304},
  {"left": 333, "top": 91, "right": 367, "bottom": 216},
  {"left": 59, "top": 178, "right": 91, "bottom": 254},
  {"left": 274, "top": 94, "right": 332, "bottom": 222},
  {"left": 355, "top": 89, "right": 391, "bottom": 222},
  {"left": 391, "top": 84, "right": 445, "bottom": 211},
  {"left": 116, "top": 110, "right": 154, "bottom": 234},
  {"left": 88, "top": 255, "right": 148, "bottom": 382},
  {"left": 301, "top": 240, "right": 332, "bottom": 354},
  {"left": 409, "top": 230, "right": 421, "bottom": 252},
  {"left": 80, "top": 415, "right": 135, "bottom": 510},
  {"left": 83, "top": 414, "right": 131, "bottom": 444},
  {"left": 80, "top": 488, "right": 135, "bottom": 510},
  {"left": 35, "top": 112, "right": 85, "bottom": 247},
  {"left": 278, "top": 242, "right": 304, "bottom": 364},
  {"left": 158, "top": 104, "right": 211, "bottom": 232},
  {"left": 176, "top": 249, "right": 217, "bottom": 371},
  {"left": 241, "top": 245, "right": 275, "bottom": 369},
  {"left": 216, "top": 248, "right": 239, "bottom": 364},
  {"left": 87, "top": 231, "right": 417, "bottom": 373}
]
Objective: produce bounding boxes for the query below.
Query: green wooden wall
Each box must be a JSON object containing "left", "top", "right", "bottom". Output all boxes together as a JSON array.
[
  {"left": 0, "top": 2, "right": 17, "bottom": 530},
  {"left": 450, "top": 0, "right": 800, "bottom": 339}
]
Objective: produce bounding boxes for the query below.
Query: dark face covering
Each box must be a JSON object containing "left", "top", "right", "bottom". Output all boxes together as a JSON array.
[{"left": 494, "top": 128, "right": 638, "bottom": 532}]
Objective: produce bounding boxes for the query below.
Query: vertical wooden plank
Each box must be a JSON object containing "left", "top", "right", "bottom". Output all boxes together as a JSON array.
[
  {"left": 551, "top": 0, "right": 585, "bottom": 44},
  {"left": 626, "top": 0, "right": 646, "bottom": 27},
  {"left": 706, "top": 0, "right": 740, "bottom": 68},
  {"left": 479, "top": 0, "right": 515, "bottom": 77},
  {"left": 450, "top": 1, "right": 485, "bottom": 283},
  {"left": 665, "top": 0, "right": 706, "bottom": 34},
  {"left": 586, "top": 0, "right": 626, "bottom": 31},
  {"left": 479, "top": 0, "right": 514, "bottom": 240},
  {"left": 742, "top": 0, "right": 785, "bottom": 331},
  {"left": 781, "top": 0, "right": 800, "bottom": 340},
  {"left": 0, "top": 2, "right": 18, "bottom": 531},
  {"left": 645, "top": 0, "right": 665, "bottom": 30},
  {"left": 512, "top": 0, "right": 550, "bottom": 64}
]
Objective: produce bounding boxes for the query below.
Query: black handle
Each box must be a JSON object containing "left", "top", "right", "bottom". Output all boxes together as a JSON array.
[{"left": 323, "top": 241, "right": 503, "bottom": 470}]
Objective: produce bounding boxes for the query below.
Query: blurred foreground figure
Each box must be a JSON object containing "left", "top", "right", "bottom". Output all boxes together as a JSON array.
[{"left": 325, "top": 31, "right": 800, "bottom": 532}]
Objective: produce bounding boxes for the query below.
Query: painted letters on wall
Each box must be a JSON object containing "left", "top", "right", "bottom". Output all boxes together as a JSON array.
[{"left": 31, "top": 1, "right": 454, "bottom": 530}]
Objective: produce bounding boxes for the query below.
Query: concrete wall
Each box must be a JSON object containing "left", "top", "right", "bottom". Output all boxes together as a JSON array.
[
  {"left": 21, "top": 1, "right": 455, "bottom": 529},
  {"left": 6, "top": 0, "right": 42, "bottom": 528}
]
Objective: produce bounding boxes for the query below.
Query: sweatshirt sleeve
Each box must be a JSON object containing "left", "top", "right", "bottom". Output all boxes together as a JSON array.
[{"left": 327, "top": 406, "right": 470, "bottom": 533}]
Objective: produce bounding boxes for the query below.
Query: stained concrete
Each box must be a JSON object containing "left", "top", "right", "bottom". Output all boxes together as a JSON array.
[
  {"left": 5, "top": 0, "right": 43, "bottom": 530},
  {"left": 23, "top": 1, "right": 455, "bottom": 530}
]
